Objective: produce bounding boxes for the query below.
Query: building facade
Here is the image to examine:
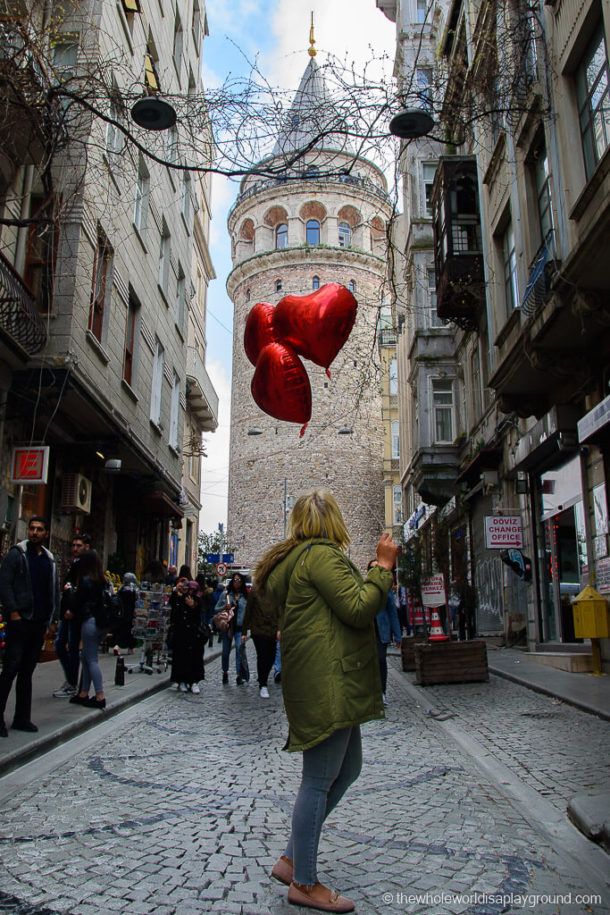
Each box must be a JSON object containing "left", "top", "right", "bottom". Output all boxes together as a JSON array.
[
  {"left": 378, "top": 0, "right": 610, "bottom": 668},
  {"left": 226, "top": 55, "right": 391, "bottom": 572},
  {"left": 0, "top": 0, "right": 217, "bottom": 577}
]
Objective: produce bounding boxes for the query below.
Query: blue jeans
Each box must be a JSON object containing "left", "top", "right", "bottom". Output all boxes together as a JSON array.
[
  {"left": 284, "top": 726, "right": 362, "bottom": 885},
  {"left": 80, "top": 616, "right": 104, "bottom": 695},
  {"left": 221, "top": 630, "right": 242, "bottom": 675},
  {"left": 55, "top": 617, "right": 80, "bottom": 687}
]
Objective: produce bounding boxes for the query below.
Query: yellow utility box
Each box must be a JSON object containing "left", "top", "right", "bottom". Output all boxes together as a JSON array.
[{"left": 572, "top": 586, "right": 610, "bottom": 639}]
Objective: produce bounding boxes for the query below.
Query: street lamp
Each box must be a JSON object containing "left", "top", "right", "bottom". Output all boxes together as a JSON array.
[
  {"left": 389, "top": 108, "right": 435, "bottom": 140},
  {"left": 131, "top": 96, "right": 177, "bottom": 130}
]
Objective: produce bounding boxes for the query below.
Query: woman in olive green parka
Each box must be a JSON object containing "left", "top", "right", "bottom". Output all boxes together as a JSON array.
[{"left": 255, "top": 490, "right": 399, "bottom": 914}]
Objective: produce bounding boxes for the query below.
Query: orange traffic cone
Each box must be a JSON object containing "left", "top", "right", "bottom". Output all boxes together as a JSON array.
[{"left": 428, "top": 607, "right": 449, "bottom": 641}]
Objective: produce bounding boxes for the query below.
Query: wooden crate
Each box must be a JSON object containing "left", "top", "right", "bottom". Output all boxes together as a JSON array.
[
  {"left": 400, "top": 635, "right": 426, "bottom": 671},
  {"left": 414, "top": 639, "right": 488, "bottom": 685}
]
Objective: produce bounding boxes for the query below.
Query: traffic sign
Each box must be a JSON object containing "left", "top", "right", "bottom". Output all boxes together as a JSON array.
[
  {"left": 216, "top": 562, "right": 227, "bottom": 576},
  {"left": 206, "top": 553, "right": 220, "bottom": 564},
  {"left": 222, "top": 553, "right": 235, "bottom": 564}
]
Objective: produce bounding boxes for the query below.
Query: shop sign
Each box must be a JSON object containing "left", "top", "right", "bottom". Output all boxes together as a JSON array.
[
  {"left": 420, "top": 573, "right": 446, "bottom": 607},
  {"left": 10, "top": 446, "right": 50, "bottom": 484},
  {"left": 484, "top": 515, "right": 523, "bottom": 549},
  {"left": 438, "top": 496, "right": 457, "bottom": 521},
  {"left": 595, "top": 557, "right": 610, "bottom": 593},
  {"left": 577, "top": 393, "right": 610, "bottom": 443}
]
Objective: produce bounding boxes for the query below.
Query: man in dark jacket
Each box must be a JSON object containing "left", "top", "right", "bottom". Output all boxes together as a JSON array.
[
  {"left": 0, "top": 516, "right": 59, "bottom": 737},
  {"left": 52, "top": 533, "right": 91, "bottom": 698}
]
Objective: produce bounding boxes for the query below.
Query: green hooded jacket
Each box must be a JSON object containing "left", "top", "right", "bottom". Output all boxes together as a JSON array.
[{"left": 261, "top": 538, "right": 393, "bottom": 752}]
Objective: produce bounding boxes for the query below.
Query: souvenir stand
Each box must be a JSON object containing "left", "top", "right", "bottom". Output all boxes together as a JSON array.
[{"left": 127, "top": 581, "right": 171, "bottom": 675}]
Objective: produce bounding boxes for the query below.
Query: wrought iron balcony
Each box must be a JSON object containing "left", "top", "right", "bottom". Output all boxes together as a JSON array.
[
  {"left": 0, "top": 250, "right": 47, "bottom": 355},
  {"left": 229, "top": 172, "right": 391, "bottom": 218},
  {"left": 521, "top": 236, "right": 559, "bottom": 318}
]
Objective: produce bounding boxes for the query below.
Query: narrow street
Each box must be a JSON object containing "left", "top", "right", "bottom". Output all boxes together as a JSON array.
[{"left": 0, "top": 655, "right": 608, "bottom": 915}]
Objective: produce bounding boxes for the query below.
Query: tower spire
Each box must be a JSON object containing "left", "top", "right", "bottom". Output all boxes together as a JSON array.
[{"left": 308, "top": 11, "right": 317, "bottom": 58}]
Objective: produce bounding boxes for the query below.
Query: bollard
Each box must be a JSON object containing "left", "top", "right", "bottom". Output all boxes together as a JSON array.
[{"left": 114, "top": 655, "right": 125, "bottom": 687}]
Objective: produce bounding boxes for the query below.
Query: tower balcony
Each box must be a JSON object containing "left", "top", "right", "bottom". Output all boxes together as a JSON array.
[
  {"left": 228, "top": 172, "right": 392, "bottom": 219},
  {"left": 186, "top": 347, "right": 219, "bottom": 432},
  {"left": 0, "top": 249, "right": 48, "bottom": 356}
]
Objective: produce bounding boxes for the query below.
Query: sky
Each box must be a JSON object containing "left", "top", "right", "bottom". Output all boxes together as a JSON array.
[{"left": 199, "top": 0, "right": 396, "bottom": 535}]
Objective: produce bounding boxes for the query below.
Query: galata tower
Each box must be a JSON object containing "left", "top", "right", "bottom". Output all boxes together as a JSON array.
[{"left": 226, "top": 46, "right": 392, "bottom": 573}]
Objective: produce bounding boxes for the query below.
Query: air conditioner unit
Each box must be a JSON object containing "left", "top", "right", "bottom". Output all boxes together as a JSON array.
[{"left": 61, "top": 473, "right": 92, "bottom": 514}]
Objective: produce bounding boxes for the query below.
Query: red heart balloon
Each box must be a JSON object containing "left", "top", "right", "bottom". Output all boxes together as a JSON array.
[
  {"left": 274, "top": 283, "right": 357, "bottom": 371},
  {"left": 251, "top": 342, "right": 312, "bottom": 428},
  {"left": 244, "top": 302, "right": 277, "bottom": 367}
]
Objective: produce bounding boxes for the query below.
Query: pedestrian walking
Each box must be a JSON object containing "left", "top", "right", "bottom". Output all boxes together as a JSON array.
[
  {"left": 53, "top": 532, "right": 91, "bottom": 698},
  {"left": 367, "top": 560, "right": 402, "bottom": 707},
  {"left": 243, "top": 586, "right": 278, "bottom": 699},
  {"left": 255, "top": 490, "right": 399, "bottom": 913},
  {"left": 215, "top": 572, "right": 248, "bottom": 685},
  {"left": 0, "top": 516, "right": 60, "bottom": 737},
  {"left": 111, "top": 572, "right": 138, "bottom": 654},
  {"left": 68, "top": 550, "right": 108, "bottom": 710},
  {"left": 168, "top": 580, "right": 205, "bottom": 693}
]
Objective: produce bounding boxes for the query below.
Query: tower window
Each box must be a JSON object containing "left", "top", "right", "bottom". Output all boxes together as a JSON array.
[
  {"left": 312, "top": 275, "right": 320, "bottom": 290},
  {"left": 275, "top": 279, "right": 283, "bottom": 292},
  {"left": 348, "top": 280, "right": 356, "bottom": 293},
  {"left": 338, "top": 221, "right": 352, "bottom": 248},
  {"left": 306, "top": 219, "right": 320, "bottom": 245},
  {"left": 275, "top": 223, "right": 288, "bottom": 249}
]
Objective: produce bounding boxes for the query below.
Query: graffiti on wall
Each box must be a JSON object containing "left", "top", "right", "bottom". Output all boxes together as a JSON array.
[{"left": 475, "top": 556, "right": 503, "bottom": 631}]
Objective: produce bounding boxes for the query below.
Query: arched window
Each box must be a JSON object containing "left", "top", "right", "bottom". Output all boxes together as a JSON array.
[
  {"left": 338, "top": 221, "right": 352, "bottom": 248},
  {"left": 275, "top": 223, "right": 288, "bottom": 249},
  {"left": 245, "top": 288, "right": 251, "bottom": 302},
  {"left": 312, "top": 275, "right": 320, "bottom": 290},
  {"left": 306, "top": 219, "right": 320, "bottom": 245},
  {"left": 348, "top": 280, "right": 356, "bottom": 293},
  {"left": 275, "top": 279, "right": 283, "bottom": 292}
]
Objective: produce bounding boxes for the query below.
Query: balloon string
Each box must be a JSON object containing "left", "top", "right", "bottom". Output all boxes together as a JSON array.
[{"left": 299, "top": 423, "right": 308, "bottom": 438}]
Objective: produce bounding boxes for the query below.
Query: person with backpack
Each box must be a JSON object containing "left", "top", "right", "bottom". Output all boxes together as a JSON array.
[
  {"left": 68, "top": 550, "right": 109, "bottom": 710},
  {"left": 214, "top": 572, "right": 248, "bottom": 685}
]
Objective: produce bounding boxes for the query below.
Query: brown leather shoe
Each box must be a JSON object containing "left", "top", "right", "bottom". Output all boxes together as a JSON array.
[
  {"left": 270, "top": 855, "right": 293, "bottom": 886},
  {"left": 288, "top": 881, "right": 355, "bottom": 913}
]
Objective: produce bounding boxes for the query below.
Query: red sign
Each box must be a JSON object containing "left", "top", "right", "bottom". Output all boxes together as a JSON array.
[{"left": 10, "top": 447, "right": 50, "bottom": 484}]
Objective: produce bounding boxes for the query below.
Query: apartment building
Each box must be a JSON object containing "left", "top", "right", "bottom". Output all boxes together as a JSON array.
[
  {"left": 0, "top": 0, "right": 218, "bottom": 576},
  {"left": 378, "top": 0, "right": 610, "bottom": 667}
]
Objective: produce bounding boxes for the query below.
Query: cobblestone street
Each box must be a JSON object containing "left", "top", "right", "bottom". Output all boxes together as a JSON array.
[{"left": 0, "top": 654, "right": 608, "bottom": 915}]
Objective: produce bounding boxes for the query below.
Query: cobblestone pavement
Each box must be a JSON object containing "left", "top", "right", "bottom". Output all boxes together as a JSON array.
[
  {"left": 0, "top": 654, "right": 608, "bottom": 915},
  {"left": 406, "top": 664, "right": 610, "bottom": 810}
]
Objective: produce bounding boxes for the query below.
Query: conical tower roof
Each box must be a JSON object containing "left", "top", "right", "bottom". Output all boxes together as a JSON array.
[{"left": 271, "top": 57, "right": 354, "bottom": 159}]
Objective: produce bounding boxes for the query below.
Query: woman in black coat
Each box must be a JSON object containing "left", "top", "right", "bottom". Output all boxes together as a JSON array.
[{"left": 169, "top": 580, "right": 205, "bottom": 693}]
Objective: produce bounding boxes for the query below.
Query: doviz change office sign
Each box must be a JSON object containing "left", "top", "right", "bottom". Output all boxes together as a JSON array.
[{"left": 484, "top": 515, "right": 523, "bottom": 549}]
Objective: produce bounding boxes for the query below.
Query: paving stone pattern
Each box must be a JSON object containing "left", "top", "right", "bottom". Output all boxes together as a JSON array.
[
  {"left": 0, "top": 655, "right": 608, "bottom": 915},
  {"left": 413, "top": 668, "right": 610, "bottom": 809}
]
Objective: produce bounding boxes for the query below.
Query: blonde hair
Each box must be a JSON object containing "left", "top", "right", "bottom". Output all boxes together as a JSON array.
[{"left": 288, "top": 490, "right": 351, "bottom": 550}]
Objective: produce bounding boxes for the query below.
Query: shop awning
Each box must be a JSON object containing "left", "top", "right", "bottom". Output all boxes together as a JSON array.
[{"left": 140, "top": 489, "right": 184, "bottom": 519}]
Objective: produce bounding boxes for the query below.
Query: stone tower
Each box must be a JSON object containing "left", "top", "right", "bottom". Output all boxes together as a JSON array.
[{"left": 226, "top": 53, "right": 392, "bottom": 572}]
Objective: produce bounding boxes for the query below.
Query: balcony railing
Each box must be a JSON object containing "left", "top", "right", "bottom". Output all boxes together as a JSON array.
[
  {"left": 0, "top": 250, "right": 47, "bottom": 354},
  {"left": 521, "top": 236, "right": 558, "bottom": 318},
  {"left": 186, "top": 347, "right": 219, "bottom": 432},
  {"left": 229, "top": 172, "right": 391, "bottom": 218}
]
